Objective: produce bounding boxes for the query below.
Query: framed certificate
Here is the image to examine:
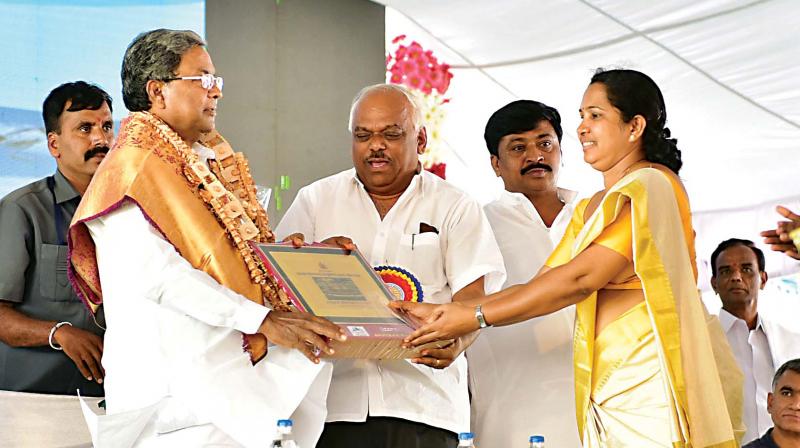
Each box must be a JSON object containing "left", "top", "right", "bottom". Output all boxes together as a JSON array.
[{"left": 252, "top": 243, "right": 440, "bottom": 359}]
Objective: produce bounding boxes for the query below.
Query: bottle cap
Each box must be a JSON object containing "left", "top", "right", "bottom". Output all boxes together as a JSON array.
[
  {"left": 277, "top": 419, "right": 293, "bottom": 427},
  {"left": 458, "top": 432, "right": 475, "bottom": 440},
  {"left": 530, "top": 435, "right": 545, "bottom": 443}
]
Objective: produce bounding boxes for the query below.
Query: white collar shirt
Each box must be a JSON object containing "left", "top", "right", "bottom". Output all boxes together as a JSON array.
[
  {"left": 79, "top": 143, "right": 329, "bottom": 447},
  {"left": 275, "top": 168, "right": 506, "bottom": 434},
  {"left": 467, "top": 188, "right": 582, "bottom": 448},
  {"left": 718, "top": 309, "right": 774, "bottom": 444},
  {"left": 485, "top": 188, "right": 577, "bottom": 288}
]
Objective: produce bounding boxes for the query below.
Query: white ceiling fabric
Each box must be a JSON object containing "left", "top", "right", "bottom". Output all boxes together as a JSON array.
[{"left": 377, "top": 0, "right": 800, "bottom": 282}]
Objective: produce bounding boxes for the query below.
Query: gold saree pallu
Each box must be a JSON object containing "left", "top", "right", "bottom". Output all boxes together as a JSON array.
[
  {"left": 68, "top": 112, "right": 290, "bottom": 363},
  {"left": 564, "top": 167, "right": 743, "bottom": 447}
]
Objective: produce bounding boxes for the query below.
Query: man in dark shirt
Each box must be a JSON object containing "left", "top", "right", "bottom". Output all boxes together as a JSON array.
[
  {"left": 0, "top": 81, "right": 113, "bottom": 396},
  {"left": 744, "top": 359, "right": 800, "bottom": 448}
]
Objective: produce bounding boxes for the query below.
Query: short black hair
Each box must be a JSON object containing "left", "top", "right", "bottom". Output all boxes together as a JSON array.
[
  {"left": 710, "top": 238, "right": 766, "bottom": 277},
  {"left": 772, "top": 358, "right": 800, "bottom": 389},
  {"left": 42, "top": 81, "right": 112, "bottom": 134},
  {"left": 484, "top": 100, "right": 562, "bottom": 157}
]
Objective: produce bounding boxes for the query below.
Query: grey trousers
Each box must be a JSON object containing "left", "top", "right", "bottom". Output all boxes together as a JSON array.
[{"left": 316, "top": 416, "right": 458, "bottom": 448}]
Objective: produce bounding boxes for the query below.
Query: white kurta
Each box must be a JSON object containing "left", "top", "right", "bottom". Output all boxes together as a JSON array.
[
  {"left": 79, "top": 144, "right": 331, "bottom": 448},
  {"left": 275, "top": 168, "right": 505, "bottom": 434},
  {"left": 718, "top": 308, "right": 800, "bottom": 443},
  {"left": 467, "top": 188, "right": 583, "bottom": 448}
]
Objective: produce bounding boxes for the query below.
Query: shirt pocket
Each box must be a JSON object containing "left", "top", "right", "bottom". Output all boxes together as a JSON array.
[
  {"left": 39, "top": 243, "right": 77, "bottom": 302},
  {"left": 397, "top": 232, "right": 446, "bottom": 302}
]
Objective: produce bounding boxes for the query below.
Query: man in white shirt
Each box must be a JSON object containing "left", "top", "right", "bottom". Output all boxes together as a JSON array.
[
  {"left": 711, "top": 238, "right": 800, "bottom": 444},
  {"left": 467, "top": 100, "right": 582, "bottom": 447},
  {"left": 67, "top": 29, "right": 345, "bottom": 447},
  {"left": 275, "top": 84, "right": 505, "bottom": 447}
]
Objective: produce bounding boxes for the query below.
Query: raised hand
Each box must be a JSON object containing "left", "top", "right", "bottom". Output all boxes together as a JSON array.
[{"left": 760, "top": 205, "right": 800, "bottom": 260}]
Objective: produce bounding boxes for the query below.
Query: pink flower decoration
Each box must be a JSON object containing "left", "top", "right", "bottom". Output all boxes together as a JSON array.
[
  {"left": 387, "top": 36, "right": 453, "bottom": 95},
  {"left": 421, "top": 81, "right": 433, "bottom": 95}
]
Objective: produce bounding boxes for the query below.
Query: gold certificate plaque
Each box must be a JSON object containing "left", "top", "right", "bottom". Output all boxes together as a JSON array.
[{"left": 252, "top": 243, "right": 440, "bottom": 359}]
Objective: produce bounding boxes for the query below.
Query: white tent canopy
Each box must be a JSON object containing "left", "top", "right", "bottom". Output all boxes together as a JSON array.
[{"left": 378, "top": 0, "right": 800, "bottom": 288}]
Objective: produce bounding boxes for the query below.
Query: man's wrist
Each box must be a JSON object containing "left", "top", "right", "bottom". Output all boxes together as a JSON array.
[{"left": 49, "top": 321, "right": 72, "bottom": 350}]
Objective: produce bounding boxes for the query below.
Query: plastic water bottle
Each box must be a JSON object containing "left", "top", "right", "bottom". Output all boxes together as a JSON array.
[
  {"left": 529, "top": 435, "right": 545, "bottom": 447},
  {"left": 458, "top": 432, "right": 475, "bottom": 447},
  {"left": 270, "top": 419, "right": 298, "bottom": 448}
]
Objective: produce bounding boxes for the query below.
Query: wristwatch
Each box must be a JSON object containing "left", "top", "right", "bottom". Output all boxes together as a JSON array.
[{"left": 475, "top": 304, "right": 490, "bottom": 329}]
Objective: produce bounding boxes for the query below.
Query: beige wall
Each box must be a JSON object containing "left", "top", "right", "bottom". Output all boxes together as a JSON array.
[{"left": 206, "top": 0, "right": 385, "bottom": 220}]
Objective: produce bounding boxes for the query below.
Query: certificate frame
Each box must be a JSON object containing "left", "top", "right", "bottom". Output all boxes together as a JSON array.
[{"left": 251, "top": 242, "right": 437, "bottom": 358}]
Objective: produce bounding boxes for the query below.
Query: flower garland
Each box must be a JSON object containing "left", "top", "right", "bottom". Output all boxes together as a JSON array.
[{"left": 386, "top": 35, "right": 453, "bottom": 178}]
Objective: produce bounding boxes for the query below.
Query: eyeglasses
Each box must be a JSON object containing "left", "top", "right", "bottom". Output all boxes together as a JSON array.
[
  {"left": 163, "top": 73, "right": 224, "bottom": 91},
  {"left": 352, "top": 127, "right": 407, "bottom": 143}
]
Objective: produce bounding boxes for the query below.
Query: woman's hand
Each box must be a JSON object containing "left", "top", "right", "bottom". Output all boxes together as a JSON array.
[{"left": 390, "top": 301, "right": 479, "bottom": 346}]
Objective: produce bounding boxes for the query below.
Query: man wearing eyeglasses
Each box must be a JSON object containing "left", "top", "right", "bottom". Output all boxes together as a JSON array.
[
  {"left": 276, "top": 84, "right": 505, "bottom": 447},
  {"left": 67, "top": 28, "right": 344, "bottom": 447}
]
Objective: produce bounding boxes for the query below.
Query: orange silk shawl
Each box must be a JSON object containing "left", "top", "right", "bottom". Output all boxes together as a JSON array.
[{"left": 68, "top": 112, "right": 270, "bottom": 362}]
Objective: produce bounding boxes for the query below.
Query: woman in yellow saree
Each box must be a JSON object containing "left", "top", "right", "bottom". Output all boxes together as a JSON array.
[{"left": 393, "top": 69, "right": 744, "bottom": 447}]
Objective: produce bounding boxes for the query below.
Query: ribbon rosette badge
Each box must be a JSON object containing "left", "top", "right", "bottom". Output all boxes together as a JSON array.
[{"left": 374, "top": 265, "right": 423, "bottom": 303}]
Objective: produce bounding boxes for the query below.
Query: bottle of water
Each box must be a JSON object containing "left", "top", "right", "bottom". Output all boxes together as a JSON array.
[
  {"left": 529, "top": 435, "right": 545, "bottom": 448},
  {"left": 270, "top": 419, "right": 298, "bottom": 448},
  {"left": 458, "top": 432, "right": 475, "bottom": 447}
]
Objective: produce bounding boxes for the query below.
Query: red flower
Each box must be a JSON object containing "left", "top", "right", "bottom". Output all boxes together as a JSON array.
[
  {"left": 392, "top": 34, "right": 406, "bottom": 44},
  {"left": 426, "top": 163, "right": 446, "bottom": 179}
]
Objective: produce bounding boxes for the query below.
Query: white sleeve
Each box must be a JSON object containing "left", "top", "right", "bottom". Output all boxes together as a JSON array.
[
  {"left": 86, "top": 202, "right": 269, "bottom": 334},
  {"left": 444, "top": 197, "right": 507, "bottom": 295},
  {"left": 274, "top": 187, "right": 316, "bottom": 242}
]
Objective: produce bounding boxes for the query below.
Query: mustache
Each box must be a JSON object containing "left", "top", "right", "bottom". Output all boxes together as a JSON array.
[
  {"left": 520, "top": 162, "right": 552, "bottom": 175},
  {"left": 84, "top": 146, "right": 110, "bottom": 161},
  {"left": 366, "top": 151, "right": 390, "bottom": 162}
]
